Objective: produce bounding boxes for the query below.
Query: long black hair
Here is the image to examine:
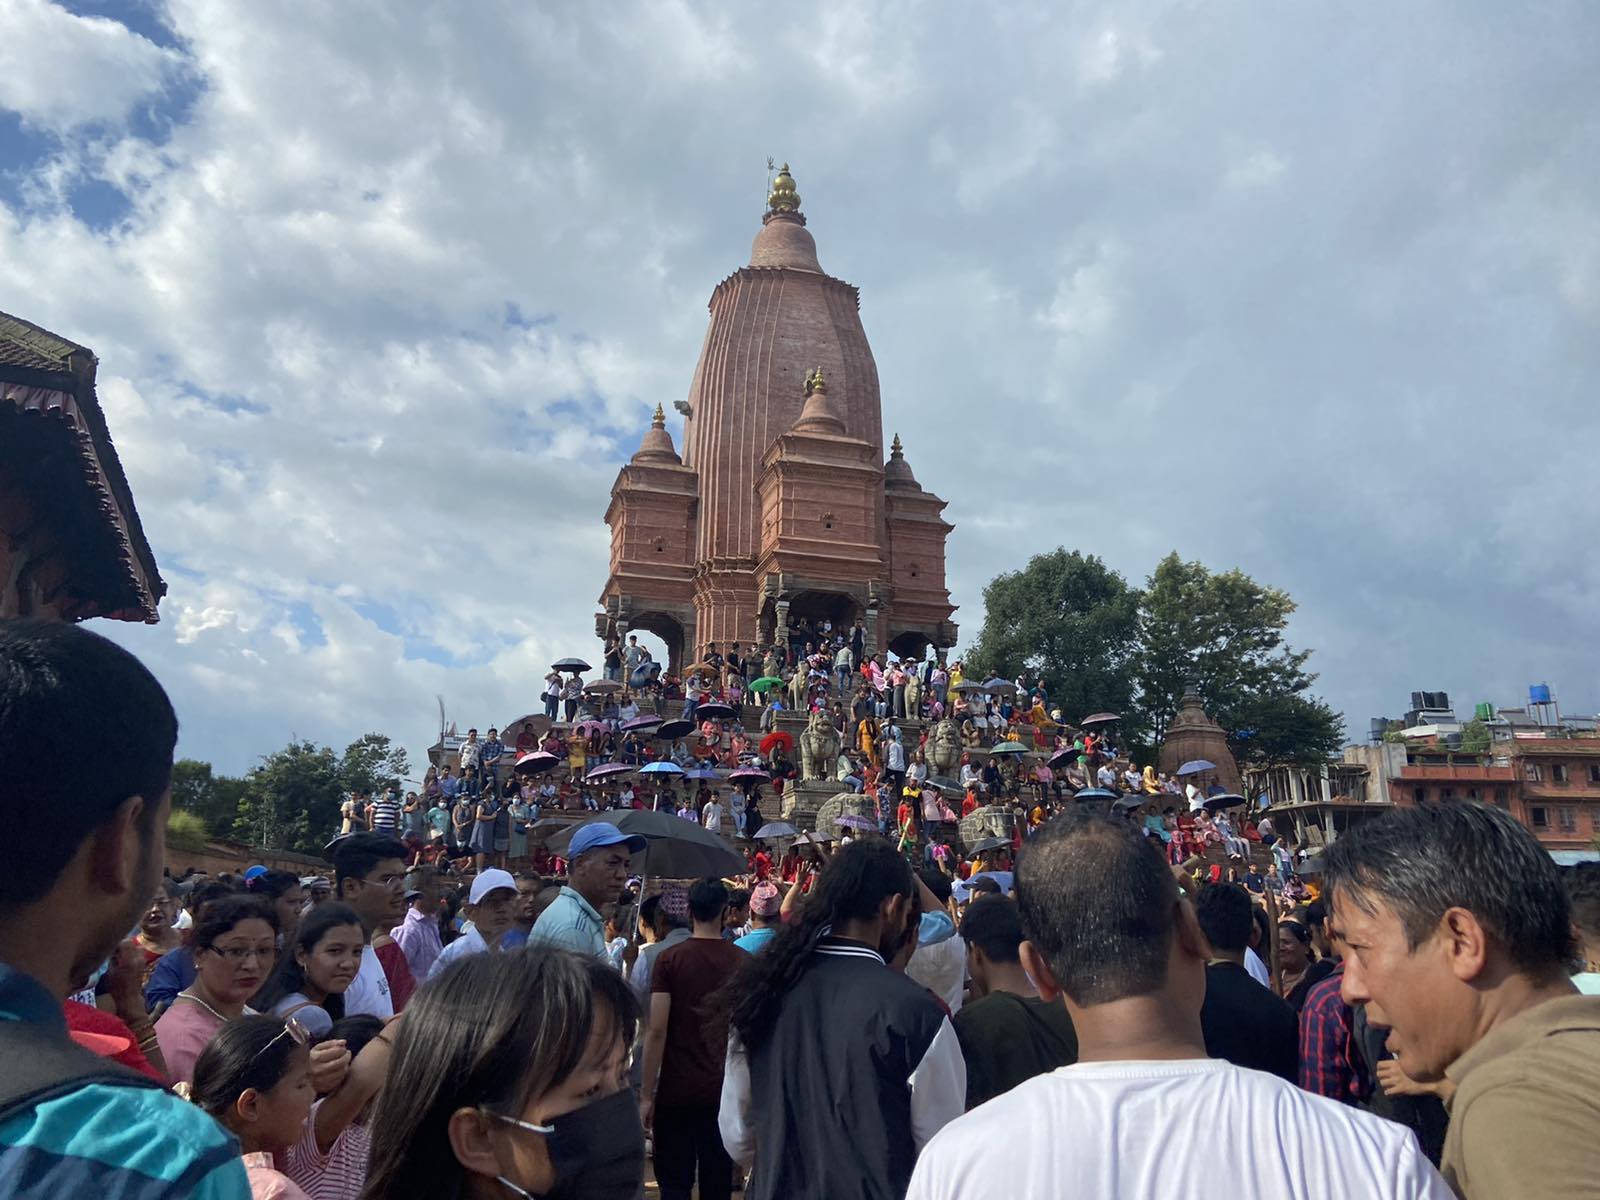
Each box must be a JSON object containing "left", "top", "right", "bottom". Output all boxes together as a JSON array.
[
  {"left": 254, "top": 902, "right": 363, "bottom": 1018},
  {"left": 191, "top": 1014, "right": 303, "bottom": 1124},
  {"left": 359, "top": 948, "right": 639, "bottom": 1200},
  {"left": 722, "top": 838, "right": 914, "bottom": 1053}
]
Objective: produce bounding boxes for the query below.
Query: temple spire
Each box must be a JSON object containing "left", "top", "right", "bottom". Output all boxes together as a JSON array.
[{"left": 767, "top": 162, "right": 802, "bottom": 214}]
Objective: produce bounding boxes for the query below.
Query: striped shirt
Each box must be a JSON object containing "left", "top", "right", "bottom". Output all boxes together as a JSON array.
[
  {"left": 285, "top": 1098, "right": 369, "bottom": 1199},
  {"left": 369, "top": 799, "right": 401, "bottom": 833},
  {"left": 0, "top": 964, "right": 248, "bottom": 1199}
]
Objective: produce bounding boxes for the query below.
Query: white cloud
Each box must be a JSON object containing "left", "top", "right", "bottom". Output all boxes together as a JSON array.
[
  {"left": 0, "top": 0, "right": 1596, "bottom": 771},
  {"left": 0, "top": 0, "right": 182, "bottom": 132}
]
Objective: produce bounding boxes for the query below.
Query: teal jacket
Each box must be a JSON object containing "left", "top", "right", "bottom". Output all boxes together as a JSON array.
[{"left": 0, "top": 964, "right": 248, "bottom": 1199}]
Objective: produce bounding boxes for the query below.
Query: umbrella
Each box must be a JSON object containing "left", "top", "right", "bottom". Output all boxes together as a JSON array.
[
  {"left": 683, "top": 767, "right": 722, "bottom": 780},
  {"left": 967, "top": 835, "right": 1010, "bottom": 854},
  {"left": 1073, "top": 788, "right": 1119, "bottom": 802},
  {"left": 988, "top": 741, "right": 1029, "bottom": 756},
  {"left": 513, "top": 751, "right": 561, "bottom": 776},
  {"left": 622, "top": 714, "right": 663, "bottom": 731},
  {"left": 952, "top": 680, "right": 989, "bottom": 694},
  {"left": 760, "top": 730, "right": 794, "bottom": 755},
  {"left": 1176, "top": 759, "right": 1216, "bottom": 776},
  {"left": 1079, "top": 712, "right": 1121, "bottom": 727},
  {"left": 1113, "top": 794, "right": 1146, "bottom": 813},
  {"left": 983, "top": 677, "right": 1018, "bottom": 696},
  {"left": 1203, "top": 792, "right": 1248, "bottom": 813},
  {"left": 754, "top": 821, "right": 798, "bottom": 839},
  {"left": 729, "top": 766, "right": 770, "bottom": 781},
  {"left": 750, "top": 676, "right": 785, "bottom": 694},
  {"left": 1297, "top": 852, "right": 1326, "bottom": 876},
  {"left": 1046, "top": 748, "right": 1078, "bottom": 769},
  {"left": 574, "top": 720, "right": 610, "bottom": 737},
  {"left": 551, "top": 657, "right": 591, "bottom": 672},
  {"left": 585, "top": 679, "right": 624, "bottom": 694},
  {"left": 834, "top": 814, "right": 876, "bottom": 832},
  {"left": 584, "top": 763, "right": 633, "bottom": 781},
  {"left": 684, "top": 662, "right": 714, "bottom": 675},
  {"left": 655, "top": 719, "right": 694, "bottom": 739},
  {"left": 547, "top": 810, "right": 745, "bottom": 876},
  {"left": 694, "top": 701, "right": 735, "bottom": 720},
  {"left": 639, "top": 761, "right": 684, "bottom": 775},
  {"left": 797, "top": 829, "right": 833, "bottom": 845}
]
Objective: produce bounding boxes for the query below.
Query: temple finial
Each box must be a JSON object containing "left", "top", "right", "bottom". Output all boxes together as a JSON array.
[
  {"left": 652, "top": 403, "right": 666, "bottom": 427},
  {"left": 767, "top": 162, "right": 801, "bottom": 214},
  {"left": 890, "top": 433, "right": 904, "bottom": 457}
]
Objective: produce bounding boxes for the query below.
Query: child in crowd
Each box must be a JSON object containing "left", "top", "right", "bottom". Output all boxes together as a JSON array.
[{"left": 190, "top": 1014, "right": 317, "bottom": 1199}]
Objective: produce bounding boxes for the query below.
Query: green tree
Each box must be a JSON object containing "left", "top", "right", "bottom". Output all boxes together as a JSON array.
[
  {"left": 339, "top": 732, "right": 411, "bottom": 796},
  {"left": 1134, "top": 552, "right": 1344, "bottom": 764},
  {"left": 1459, "top": 718, "right": 1491, "bottom": 755},
  {"left": 170, "top": 758, "right": 250, "bottom": 838},
  {"left": 234, "top": 740, "right": 343, "bottom": 853},
  {"left": 966, "top": 549, "right": 1141, "bottom": 728}
]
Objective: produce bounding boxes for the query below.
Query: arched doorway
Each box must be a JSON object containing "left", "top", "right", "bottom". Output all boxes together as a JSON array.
[
  {"left": 888, "top": 629, "right": 933, "bottom": 663},
  {"left": 622, "top": 611, "right": 687, "bottom": 679}
]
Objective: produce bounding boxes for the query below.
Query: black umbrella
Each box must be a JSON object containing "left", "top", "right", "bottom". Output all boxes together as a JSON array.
[
  {"left": 655, "top": 719, "right": 694, "bottom": 739},
  {"left": 967, "top": 835, "right": 1010, "bottom": 855},
  {"left": 547, "top": 810, "right": 745, "bottom": 876},
  {"left": 513, "top": 751, "right": 562, "bottom": 776},
  {"left": 1202, "top": 792, "right": 1248, "bottom": 813},
  {"left": 694, "top": 701, "right": 735, "bottom": 720},
  {"left": 551, "top": 657, "right": 592, "bottom": 672}
]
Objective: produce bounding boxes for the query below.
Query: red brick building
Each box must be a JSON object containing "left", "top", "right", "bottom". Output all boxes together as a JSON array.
[
  {"left": 1349, "top": 736, "right": 1600, "bottom": 858},
  {"left": 0, "top": 311, "right": 163, "bottom": 623},
  {"left": 597, "top": 165, "right": 956, "bottom": 670}
]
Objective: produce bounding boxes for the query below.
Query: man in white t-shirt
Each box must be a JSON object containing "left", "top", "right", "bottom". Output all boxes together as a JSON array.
[
  {"left": 702, "top": 792, "right": 724, "bottom": 834},
  {"left": 906, "top": 810, "right": 1452, "bottom": 1200}
]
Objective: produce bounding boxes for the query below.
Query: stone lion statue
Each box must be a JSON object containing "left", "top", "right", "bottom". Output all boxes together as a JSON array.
[
  {"left": 928, "top": 717, "right": 961, "bottom": 774},
  {"left": 904, "top": 672, "right": 922, "bottom": 718},
  {"left": 799, "top": 710, "right": 841, "bottom": 781}
]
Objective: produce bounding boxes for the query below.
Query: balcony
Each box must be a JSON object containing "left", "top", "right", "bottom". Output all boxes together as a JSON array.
[{"left": 1395, "top": 764, "right": 1515, "bottom": 782}]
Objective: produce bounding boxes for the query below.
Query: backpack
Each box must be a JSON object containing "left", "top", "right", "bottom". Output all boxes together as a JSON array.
[{"left": 0, "top": 1016, "right": 162, "bottom": 1126}]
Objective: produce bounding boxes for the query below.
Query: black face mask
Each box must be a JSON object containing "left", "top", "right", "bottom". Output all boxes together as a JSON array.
[{"left": 495, "top": 1087, "right": 645, "bottom": 1200}]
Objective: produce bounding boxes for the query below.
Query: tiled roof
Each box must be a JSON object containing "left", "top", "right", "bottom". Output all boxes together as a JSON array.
[{"left": 0, "top": 310, "right": 85, "bottom": 374}]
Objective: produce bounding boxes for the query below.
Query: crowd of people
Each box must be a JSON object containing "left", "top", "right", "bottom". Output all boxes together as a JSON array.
[{"left": 3, "top": 619, "right": 1599, "bottom": 1199}]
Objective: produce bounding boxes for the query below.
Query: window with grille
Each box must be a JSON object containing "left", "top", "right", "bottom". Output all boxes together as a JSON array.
[
  {"left": 1558, "top": 806, "right": 1578, "bottom": 833},
  {"left": 1524, "top": 762, "right": 1543, "bottom": 783}
]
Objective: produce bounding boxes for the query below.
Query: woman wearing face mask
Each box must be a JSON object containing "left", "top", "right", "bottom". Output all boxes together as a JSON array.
[
  {"left": 256, "top": 902, "right": 365, "bottom": 1025},
  {"left": 359, "top": 948, "right": 642, "bottom": 1200},
  {"left": 155, "top": 894, "right": 279, "bottom": 1084}
]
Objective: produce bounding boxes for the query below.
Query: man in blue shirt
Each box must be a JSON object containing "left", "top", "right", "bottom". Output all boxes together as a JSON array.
[
  {"left": 0, "top": 620, "right": 248, "bottom": 1198},
  {"left": 530, "top": 822, "right": 646, "bottom": 959}
]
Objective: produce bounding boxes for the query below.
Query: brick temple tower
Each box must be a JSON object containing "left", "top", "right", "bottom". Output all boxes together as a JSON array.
[{"left": 597, "top": 164, "right": 957, "bottom": 672}]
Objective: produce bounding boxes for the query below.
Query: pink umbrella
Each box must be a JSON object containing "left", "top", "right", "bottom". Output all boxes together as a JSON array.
[
  {"left": 585, "top": 762, "right": 634, "bottom": 781},
  {"left": 514, "top": 751, "right": 561, "bottom": 776}
]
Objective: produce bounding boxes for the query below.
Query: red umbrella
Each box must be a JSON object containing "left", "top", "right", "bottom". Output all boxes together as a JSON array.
[{"left": 760, "top": 730, "right": 794, "bottom": 756}]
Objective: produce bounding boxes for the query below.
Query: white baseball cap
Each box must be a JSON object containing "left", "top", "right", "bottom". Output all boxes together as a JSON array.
[{"left": 469, "top": 868, "right": 517, "bottom": 905}]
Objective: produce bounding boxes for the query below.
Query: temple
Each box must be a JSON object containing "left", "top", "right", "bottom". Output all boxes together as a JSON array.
[{"left": 597, "top": 165, "right": 956, "bottom": 671}]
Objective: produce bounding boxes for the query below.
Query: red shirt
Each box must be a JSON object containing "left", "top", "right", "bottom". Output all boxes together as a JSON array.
[
  {"left": 753, "top": 851, "right": 772, "bottom": 880},
  {"left": 375, "top": 940, "right": 416, "bottom": 1012},
  {"left": 63, "top": 1000, "right": 162, "bottom": 1082}
]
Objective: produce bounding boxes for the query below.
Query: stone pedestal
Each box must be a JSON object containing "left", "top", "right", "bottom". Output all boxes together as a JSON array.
[
  {"left": 814, "top": 790, "right": 879, "bottom": 836},
  {"left": 958, "top": 803, "right": 1018, "bottom": 851},
  {"left": 780, "top": 779, "right": 838, "bottom": 832}
]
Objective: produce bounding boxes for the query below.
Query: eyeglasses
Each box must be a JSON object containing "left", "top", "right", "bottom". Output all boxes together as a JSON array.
[
  {"left": 248, "top": 1013, "right": 311, "bottom": 1070},
  {"left": 482, "top": 1108, "right": 554, "bottom": 1137},
  {"left": 205, "top": 943, "right": 277, "bottom": 963},
  {"left": 363, "top": 872, "right": 406, "bottom": 889}
]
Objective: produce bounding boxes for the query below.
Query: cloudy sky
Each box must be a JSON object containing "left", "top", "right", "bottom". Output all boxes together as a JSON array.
[{"left": 3, "top": 0, "right": 1596, "bottom": 773}]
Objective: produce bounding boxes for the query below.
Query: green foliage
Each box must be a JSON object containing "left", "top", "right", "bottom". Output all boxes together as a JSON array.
[
  {"left": 966, "top": 549, "right": 1140, "bottom": 730},
  {"left": 339, "top": 733, "right": 410, "bottom": 797},
  {"left": 967, "top": 548, "right": 1346, "bottom": 768},
  {"left": 165, "top": 809, "right": 209, "bottom": 851},
  {"left": 1459, "top": 718, "right": 1491, "bottom": 756},
  {"left": 1133, "top": 552, "right": 1343, "bottom": 764},
  {"left": 233, "top": 739, "right": 338, "bottom": 853},
  {"left": 170, "top": 759, "right": 250, "bottom": 838},
  {"left": 1381, "top": 720, "right": 1408, "bottom": 744}
]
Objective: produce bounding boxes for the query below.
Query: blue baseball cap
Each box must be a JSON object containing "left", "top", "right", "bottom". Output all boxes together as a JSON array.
[{"left": 568, "top": 822, "right": 647, "bottom": 859}]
